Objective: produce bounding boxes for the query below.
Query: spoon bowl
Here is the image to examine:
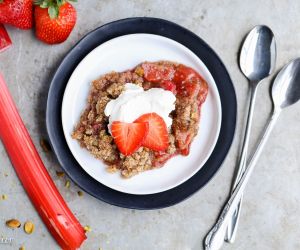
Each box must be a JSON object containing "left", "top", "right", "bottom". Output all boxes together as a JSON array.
[
  {"left": 240, "top": 25, "right": 276, "bottom": 83},
  {"left": 272, "top": 58, "right": 300, "bottom": 109}
]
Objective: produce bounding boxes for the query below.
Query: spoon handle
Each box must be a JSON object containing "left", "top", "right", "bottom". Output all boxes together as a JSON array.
[
  {"left": 204, "top": 110, "right": 280, "bottom": 250},
  {"left": 225, "top": 83, "right": 259, "bottom": 242}
]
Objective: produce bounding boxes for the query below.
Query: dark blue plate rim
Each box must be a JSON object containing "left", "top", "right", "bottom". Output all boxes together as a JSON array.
[{"left": 46, "top": 17, "right": 237, "bottom": 209}]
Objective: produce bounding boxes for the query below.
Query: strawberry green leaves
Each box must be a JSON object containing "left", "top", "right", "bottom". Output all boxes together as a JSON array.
[{"left": 34, "top": 0, "right": 77, "bottom": 19}]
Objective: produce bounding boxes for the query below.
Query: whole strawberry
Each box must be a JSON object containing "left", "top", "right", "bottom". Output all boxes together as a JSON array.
[
  {"left": 0, "top": 0, "right": 33, "bottom": 29},
  {"left": 34, "top": 0, "right": 77, "bottom": 44}
]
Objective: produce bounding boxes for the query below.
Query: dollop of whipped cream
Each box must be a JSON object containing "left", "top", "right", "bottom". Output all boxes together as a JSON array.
[{"left": 104, "top": 83, "right": 176, "bottom": 133}]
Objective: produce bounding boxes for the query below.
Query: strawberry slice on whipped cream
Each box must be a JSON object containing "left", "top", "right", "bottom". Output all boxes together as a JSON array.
[{"left": 104, "top": 83, "right": 176, "bottom": 133}]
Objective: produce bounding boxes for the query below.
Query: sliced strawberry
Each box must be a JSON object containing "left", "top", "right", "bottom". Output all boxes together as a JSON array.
[
  {"left": 111, "top": 121, "right": 148, "bottom": 156},
  {"left": 142, "top": 62, "right": 175, "bottom": 83},
  {"left": 134, "top": 113, "right": 169, "bottom": 151},
  {"left": 0, "top": 24, "right": 12, "bottom": 53},
  {"left": 160, "top": 81, "right": 177, "bottom": 94}
]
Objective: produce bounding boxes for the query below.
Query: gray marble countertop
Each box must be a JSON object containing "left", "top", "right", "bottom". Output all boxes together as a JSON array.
[{"left": 1, "top": 1, "right": 300, "bottom": 249}]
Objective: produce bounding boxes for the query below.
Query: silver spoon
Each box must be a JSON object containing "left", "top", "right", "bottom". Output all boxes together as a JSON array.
[
  {"left": 225, "top": 25, "right": 276, "bottom": 243},
  {"left": 204, "top": 58, "right": 300, "bottom": 250}
]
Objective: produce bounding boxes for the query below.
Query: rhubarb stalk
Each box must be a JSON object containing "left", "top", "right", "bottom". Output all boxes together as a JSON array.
[{"left": 0, "top": 73, "right": 86, "bottom": 250}]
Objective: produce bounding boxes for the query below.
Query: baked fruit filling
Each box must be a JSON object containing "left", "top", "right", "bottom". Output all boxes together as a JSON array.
[{"left": 72, "top": 61, "right": 208, "bottom": 178}]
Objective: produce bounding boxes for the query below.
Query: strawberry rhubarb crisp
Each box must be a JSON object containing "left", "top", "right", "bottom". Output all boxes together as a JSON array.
[{"left": 72, "top": 61, "right": 208, "bottom": 178}]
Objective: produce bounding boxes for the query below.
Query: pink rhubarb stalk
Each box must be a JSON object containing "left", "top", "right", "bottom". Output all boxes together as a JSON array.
[{"left": 0, "top": 73, "right": 86, "bottom": 250}]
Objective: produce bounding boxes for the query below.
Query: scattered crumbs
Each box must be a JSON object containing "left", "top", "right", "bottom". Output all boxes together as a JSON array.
[
  {"left": 1, "top": 194, "right": 7, "bottom": 200},
  {"left": 65, "top": 180, "right": 70, "bottom": 188},
  {"left": 40, "top": 138, "right": 51, "bottom": 153},
  {"left": 20, "top": 246, "right": 25, "bottom": 250},
  {"left": 77, "top": 191, "right": 83, "bottom": 197},
  {"left": 84, "top": 225, "right": 91, "bottom": 233},
  {"left": 56, "top": 171, "right": 65, "bottom": 177}
]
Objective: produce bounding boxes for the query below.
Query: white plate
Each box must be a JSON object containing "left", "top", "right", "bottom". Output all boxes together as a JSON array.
[{"left": 62, "top": 34, "right": 221, "bottom": 195}]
